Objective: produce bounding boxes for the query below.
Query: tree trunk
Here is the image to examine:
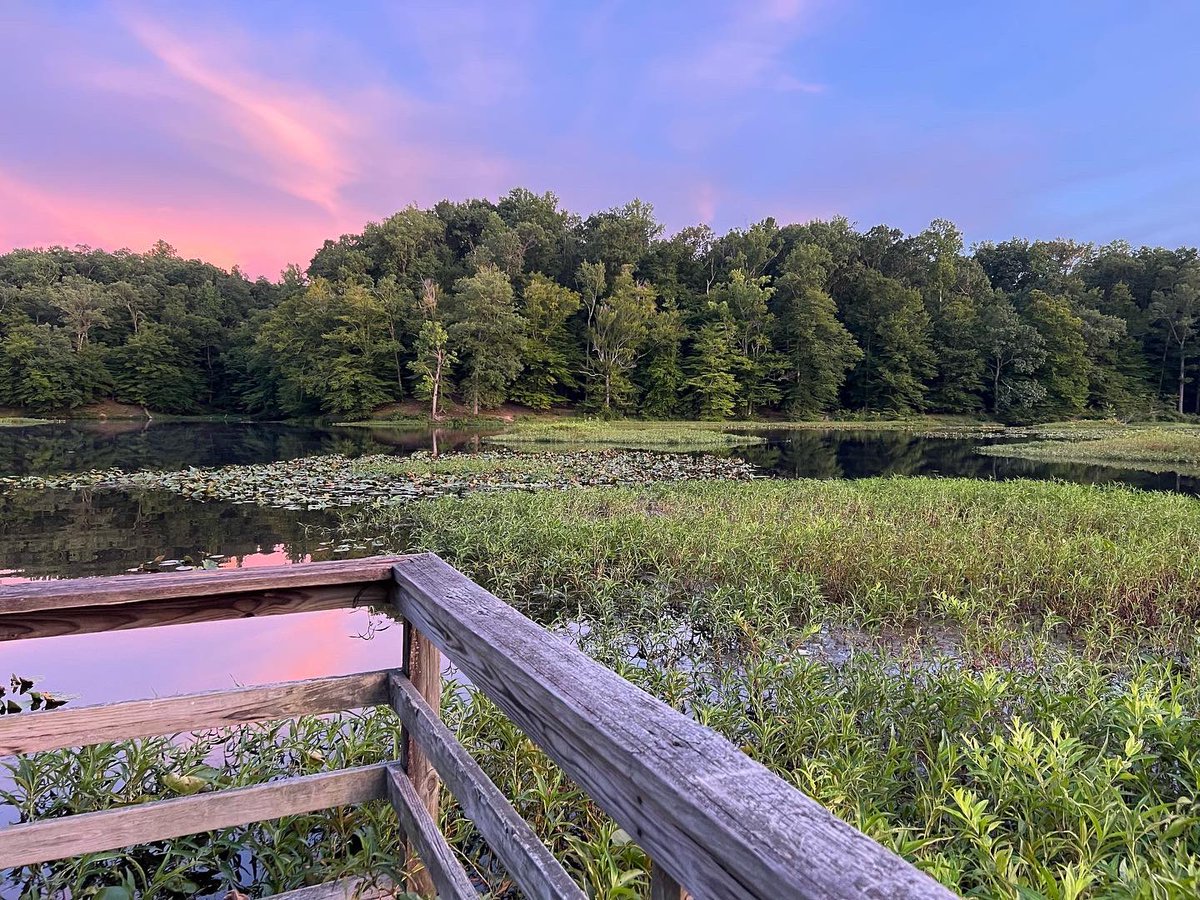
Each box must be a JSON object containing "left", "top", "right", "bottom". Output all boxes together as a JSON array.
[
  {"left": 430, "top": 356, "right": 441, "bottom": 420},
  {"left": 1179, "top": 341, "right": 1187, "bottom": 415},
  {"left": 604, "top": 371, "right": 612, "bottom": 410}
]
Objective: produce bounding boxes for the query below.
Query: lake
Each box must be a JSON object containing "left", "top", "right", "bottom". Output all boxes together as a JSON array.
[{"left": 1, "top": 419, "right": 1197, "bottom": 709}]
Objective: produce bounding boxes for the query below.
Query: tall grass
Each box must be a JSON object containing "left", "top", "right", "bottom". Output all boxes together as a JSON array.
[{"left": 388, "top": 477, "right": 1200, "bottom": 656}]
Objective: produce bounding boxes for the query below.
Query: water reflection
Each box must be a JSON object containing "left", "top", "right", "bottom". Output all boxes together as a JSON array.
[
  {"left": 0, "top": 420, "right": 497, "bottom": 476},
  {"left": 1, "top": 606, "right": 406, "bottom": 708},
  {"left": 736, "top": 428, "right": 1200, "bottom": 494}
]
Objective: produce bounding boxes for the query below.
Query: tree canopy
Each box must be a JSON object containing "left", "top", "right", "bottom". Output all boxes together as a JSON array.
[{"left": 2, "top": 188, "right": 1197, "bottom": 422}]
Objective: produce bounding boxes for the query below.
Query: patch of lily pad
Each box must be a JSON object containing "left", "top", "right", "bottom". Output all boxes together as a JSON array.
[{"left": 0, "top": 449, "right": 757, "bottom": 511}]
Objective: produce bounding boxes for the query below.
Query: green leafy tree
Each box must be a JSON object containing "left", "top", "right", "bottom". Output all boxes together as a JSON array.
[
  {"left": 978, "top": 293, "right": 1046, "bottom": 418},
  {"left": 773, "top": 245, "right": 861, "bottom": 418},
  {"left": 510, "top": 274, "right": 581, "bottom": 409},
  {"left": 1149, "top": 274, "right": 1200, "bottom": 413},
  {"left": 111, "top": 323, "right": 202, "bottom": 412},
  {"left": 1026, "top": 291, "right": 1090, "bottom": 416},
  {"left": 587, "top": 266, "right": 656, "bottom": 411},
  {"left": 916, "top": 222, "right": 985, "bottom": 411},
  {"left": 446, "top": 265, "right": 526, "bottom": 415},
  {"left": 842, "top": 270, "right": 935, "bottom": 413},
  {"left": 713, "top": 270, "right": 782, "bottom": 415},
  {"left": 320, "top": 281, "right": 398, "bottom": 418},
  {"left": 409, "top": 321, "right": 456, "bottom": 420},
  {"left": 0, "top": 320, "right": 96, "bottom": 410},
  {"left": 637, "top": 299, "right": 686, "bottom": 418},
  {"left": 51, "top": 276, "right": 111, "bottom": 351},
  {"left": 685, "top": 319, "right": 740, "bottom": 420}
]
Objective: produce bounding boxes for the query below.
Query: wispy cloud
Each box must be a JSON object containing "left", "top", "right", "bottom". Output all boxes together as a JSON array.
[
  {"left": 651, "top": 1, "right": 826, "bottom": 98},
  {"left": 119, "top": 14, "right": 362, "bottom": 216}
]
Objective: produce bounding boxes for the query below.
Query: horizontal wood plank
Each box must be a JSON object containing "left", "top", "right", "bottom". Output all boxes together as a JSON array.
[
  {"left": 0, "top": 763, "right": 388, "bottom": 868},
  {"left": 0, "top": 557, "right": 406, "bottom": 642},
  {"left": 392, "top": 553, "right": 956, "bottom": 900},
  {"left": 0, "top": 556, "right": 406, "bottom": 616},
  {"left": 385, "top": 764, "right": 476, "bottom": 900},
  {"left": 0, "top": 581, "right": 391, "bottom": 643},
  {"left": 389, "top": 671, "right": 586, "bottom": 900},
  {"left": 0, "top": 670, "right": 392, "bottom": 756}
]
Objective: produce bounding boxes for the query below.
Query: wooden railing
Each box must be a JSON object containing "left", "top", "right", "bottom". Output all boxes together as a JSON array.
[{"left": 0, "top": 554, "right": 956, "bottom": 899}]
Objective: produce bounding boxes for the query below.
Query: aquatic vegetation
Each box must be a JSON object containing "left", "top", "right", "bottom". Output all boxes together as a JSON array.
[
  {"left": 980, "top": 425, "right": 1200, "bottom": 474},
  {"left": 12, "top": 476, "right": 1200, "bottom": 897},
  {"left": 0, "top": 450, "right": 755, "bottom": 511},
  {"left": 487, "top": 419, "right": 764, "bottom": 449},
  {"left": 0, "top": 712, "right": 408, "bottom": 898},
  {"left": 381, "top": 477, "right": 1200, "bottom": 655},
  {"left": 0, "top": 418, "right": 58, "bottom": 428},
  {"left": 0, "top": 674, "right": 69, "bottom": 715}
]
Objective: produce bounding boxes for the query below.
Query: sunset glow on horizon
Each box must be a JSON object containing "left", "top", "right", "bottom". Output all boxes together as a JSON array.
[{"left": 3, "top": 1, "right": 1200, "bottom": 277}]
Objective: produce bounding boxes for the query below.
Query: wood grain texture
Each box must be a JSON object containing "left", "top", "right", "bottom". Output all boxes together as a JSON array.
[
  {"left": 0, "top": 670, "right": 392, "bottom": 756},
  {"left": 0, "top": 555, "right": 406, "bottom": 617},
  {"left": 389, "top": 671, "right": 586, "bottom": 900},
  {"left": 398, "top": 612, "right": 442, "bottom": 897},
  {"left": 385, "top": 764, "right": 476, "bottom": 900},
  {"left": 0, "top": 581, "right": 392, "bottom": 643},
  {"left": 392, "top": 553, "right": 958, "bottom": 900},
  {"left": 0, "top": 763, "right": 389, "bottom": 869}
]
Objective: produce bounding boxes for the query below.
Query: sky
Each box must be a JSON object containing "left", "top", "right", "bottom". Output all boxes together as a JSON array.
[{"left": 2, "top": 0, "right": 1199, "bottom": 278}]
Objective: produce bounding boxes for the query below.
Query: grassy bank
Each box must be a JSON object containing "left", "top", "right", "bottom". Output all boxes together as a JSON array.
[
  {"left": 0, "top": 417, "right": 58, "bottom": 427},
  {"left": 980, "top": 425, "right": 1200, "bottom": 473},
  {"left": 10, "top": 477, "right": 1200, "bottom": 898},
  {"left": 487, "top": 419, "right": 765, "bottom": 449}
]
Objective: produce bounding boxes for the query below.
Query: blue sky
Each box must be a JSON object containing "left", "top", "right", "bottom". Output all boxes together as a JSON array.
[{"left": 2, "top": 0, "right": 1198, "bottom": 275}]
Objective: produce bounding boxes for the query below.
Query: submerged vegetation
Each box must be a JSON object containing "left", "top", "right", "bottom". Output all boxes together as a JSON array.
[{"left": 979, "top": 424, "right": 1200, "bottom": 474}]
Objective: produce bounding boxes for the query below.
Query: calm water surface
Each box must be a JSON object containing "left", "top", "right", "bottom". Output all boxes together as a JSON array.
[{"left": 0, "top": 420, "right": 1195, "bottom": 708}]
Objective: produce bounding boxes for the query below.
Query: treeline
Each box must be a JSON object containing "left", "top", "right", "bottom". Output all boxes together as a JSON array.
[{"left": 2, "top": 188, "right": 1199, "bottom": 422}]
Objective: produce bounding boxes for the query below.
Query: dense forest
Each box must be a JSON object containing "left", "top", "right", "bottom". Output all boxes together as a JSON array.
[{"left": 2, "top": 188, "right": 1198, "bottom": 422}]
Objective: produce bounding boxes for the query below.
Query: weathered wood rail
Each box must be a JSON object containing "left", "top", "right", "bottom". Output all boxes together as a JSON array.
[{"left": 0, "top": 555, "right": 956, "bottom": 899}]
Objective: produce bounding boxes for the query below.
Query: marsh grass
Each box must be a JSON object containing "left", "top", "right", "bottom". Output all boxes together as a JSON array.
[
  {"left": 486, "top": 419, "right": 764, "bottom": 449},
  {"left": 0, "top": 417, "right": 57, "bottom": 428},
  {"left": 390, "top": 477, "right": 1200, "bottom": 655},
  {"left": 981, "top": 425, "right": 1200, "bottom": 474}
]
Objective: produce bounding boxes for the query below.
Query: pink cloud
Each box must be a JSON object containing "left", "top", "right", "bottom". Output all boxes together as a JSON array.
[
  {"left": 0, "top": 10, "right": 518, "bottom": 276},
  {"left": 121, "top": 15, "right": 358, "bottom": 216},
  {"left": 0, "top": 165, "right": 342, "bottom": 275}
]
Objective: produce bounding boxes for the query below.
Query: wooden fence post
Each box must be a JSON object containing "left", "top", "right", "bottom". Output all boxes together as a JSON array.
[
  {"left": 402, "top": 617, "right": 443, "bottom": 897},
  {"left": 649, "top": 861, "right": 687, "bottom": 900}
]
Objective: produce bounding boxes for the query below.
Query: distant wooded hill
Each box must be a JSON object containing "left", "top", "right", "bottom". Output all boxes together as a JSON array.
[{"left": 1, "top": 188, "right": 1195, "bottom": 422}]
